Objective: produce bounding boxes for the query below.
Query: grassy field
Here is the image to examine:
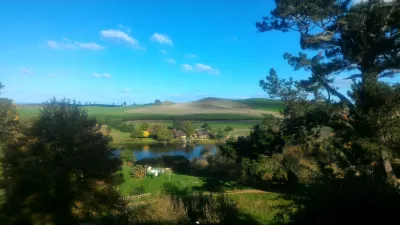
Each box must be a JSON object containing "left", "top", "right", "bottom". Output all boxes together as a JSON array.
[
  {"left": 228, "top": 193, "right": 292, "bottom": 225},
  {"left": 119, "top": 165, "right": 204, "bottom": 196},
  {"left": 237, "top": 98, "right": 284, "bottom": 111},
  {"left": 120, "top": 163, "right": 291, "bottom": 225},
  {"left": 17, "top": 98, "right": 283, "bottom": 121}
]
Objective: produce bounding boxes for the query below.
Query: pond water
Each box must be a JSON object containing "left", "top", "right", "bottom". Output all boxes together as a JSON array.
[{"left": 121, "top": 144, "right": 218, "bottom": 161}]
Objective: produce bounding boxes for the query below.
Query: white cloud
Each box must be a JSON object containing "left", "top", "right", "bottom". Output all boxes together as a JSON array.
[
  {"left": 121, "top": 88, "right": 131, "bottom": 93},
  {"left": 92, "top": 73, "right": 112, "bottom": 78},
  {"left": 170, "top": 94, "right": 182, "bottom": 97},
  {"left": 100, "top": 29, "right": 138, "bottom": 45},
  {"left": 167, "top": 58, "right": 176, "bottom": 64},
  {"left": 47, "top": 40, "right": 75, "bottom": 49},
  {"left": 151, "top": 33, "right": 173, "bottom": 45},
  {"left": 76, "top": 42, "right": 104, "bottom": 50},
  {"left": 20, "top": 67, "right": 34, "bottom": 75},
  {"left": 161, "top": 50, "right": 167, "bottom": 54},
  {"left": 181, "top": 63, "right": 220, "bottom": 75},
  {"left": 181, "top": 64, "right": 193, "bottom": 72},
  {"left": 186, "top": 53, "right": 199, "bottom": 58},
  {"left": 195, "top": 63, "right": 220, "bottom": 75},
  {"left": 47, "top": 40, "right": 104, "bottom": 50}
]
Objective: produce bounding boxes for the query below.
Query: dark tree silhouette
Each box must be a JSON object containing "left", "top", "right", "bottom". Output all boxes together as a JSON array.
[{"left": 1, "top": 98, "right": 123, "bottom": 224}]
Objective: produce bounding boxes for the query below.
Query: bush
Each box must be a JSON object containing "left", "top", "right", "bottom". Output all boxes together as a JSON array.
[
  {"left": 156, "top": 129, "right": 174, "bottom": 142},
  {"left": 185, "top": 193, "right": 240, "bottom": 225}
]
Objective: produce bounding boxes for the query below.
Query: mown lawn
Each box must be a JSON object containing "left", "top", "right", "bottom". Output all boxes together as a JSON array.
[
  {"left": 228, "top": 193, "right": 292, "bottom": 225},
  {"left": 119, "top": 165, "right": 204, "bottom": 196}
]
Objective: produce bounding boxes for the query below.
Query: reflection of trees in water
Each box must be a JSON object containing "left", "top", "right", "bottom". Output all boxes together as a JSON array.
[
  {"left": 142, "top": 145, "right": 149, "bottom": 151},
  {"left": 184, "top": 144, "right": 193, "bottom": 152}
]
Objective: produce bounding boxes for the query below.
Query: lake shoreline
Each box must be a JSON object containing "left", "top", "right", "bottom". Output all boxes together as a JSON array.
[{"left": 110, "top": 138, "right": 224, "bottom": 147}]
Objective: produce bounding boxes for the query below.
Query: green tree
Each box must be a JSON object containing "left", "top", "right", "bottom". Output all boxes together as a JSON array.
[
  {"left": 214, "top": 127, "right": 226, "bottom": 140},
  {"left": 224, "top": 126, "right": 233, "bottom": 132},
  {"left": 156, "top": 129, "right": 174, "bottom": 142},
  {"left": 256, "top": 0, "right": 400, "bottom": 224},
  {"left": 139, "top": 122, "right": 150, "bottom": 131},
  {"left": 0, "top": 83, "right": 19, "bottom": 142},
  {"left": 120, "top": 148, "right": 136, "bottom": 164},
  {"left": 154, "top": 99, "right": 162, "bottom": 105},
  {"left": 258, "top": 0, "right": 400, "bottom": 180},
  {"left": 0, "top": 98, "right": 123, "bottom": 224},
  {"left": 200, "top": 122, "right": 212, "bottom": 132},
  {"left": 150, "top": 123, "right": 167, "bottom": 138},
  {"left": 181, "top": 121, "right": 194, "bottom": 136},
  {"left": 131, "top": 127, "right": 144, "bottom": 139}
]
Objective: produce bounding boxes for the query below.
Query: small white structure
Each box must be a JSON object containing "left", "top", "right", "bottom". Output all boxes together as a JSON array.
[{"left": 146, "top": 166, "right": 159, "bottom": 177}]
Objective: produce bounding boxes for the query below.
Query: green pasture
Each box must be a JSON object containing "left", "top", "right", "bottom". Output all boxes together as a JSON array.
[
  {"left": 119, "top": 165, "right": 204, "bottom": 196},
  {"left": 237, "top": 98, "right": 284, "bottom": 111}
]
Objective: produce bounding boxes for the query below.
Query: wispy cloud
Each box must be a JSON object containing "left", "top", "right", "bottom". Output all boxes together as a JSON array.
[
  {"left": 151, "top": 33, "right": 173, "bottom": 45},
  {"left": 161, "top": 50, "right": 167, "bottom": 54},
  {"left": 21, "top": 67, "right": 34, "bottom": 75},
  {"left": 195, "top": 63, "right": 220, "bottom": 75},
  {"left": 47, "top": 39, "right": 104, "bottom": 50},
  {"left": 117, "top": 24, "right": 131, "bottom": 33},
  {"left": 92, "top": 73, "right": 112, "bottom": 78},
  {"left": 181, "top": 64, "right": 193, "bottom": 72},
  {"left": 170, "top": 93, "right": 182, "bottom": 97},
  {"left": 181, "top": 63, "right": 220, "bottom": 75},
  {"left": 75, "top": 42, "right": 104, "bottom": 50},
  {"left": 121, "top": 88, "right": 131, "bottom": 94},
  {"left": 167, "top": 58, "right": 176, "bottom": 64},
  {"left": 100, "top": 29, "right": 138, "bottom": 45},
  {"left": 186, "top": 53, "right": 199, "bottom": 58}
]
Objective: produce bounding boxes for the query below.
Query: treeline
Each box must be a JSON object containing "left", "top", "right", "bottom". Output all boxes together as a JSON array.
[{"left": 101, "top": 117, "right": 234, "bottom": 142}]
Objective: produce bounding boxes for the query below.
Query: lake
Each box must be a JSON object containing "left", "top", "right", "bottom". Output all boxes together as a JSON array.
[{"left": 121, "top": 144, "right": 218, "bottom": 161}]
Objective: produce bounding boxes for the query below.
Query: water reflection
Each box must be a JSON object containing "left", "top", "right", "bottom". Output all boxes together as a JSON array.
[{"left": 121, "top": 144, "right": 218, "bottom": 161}]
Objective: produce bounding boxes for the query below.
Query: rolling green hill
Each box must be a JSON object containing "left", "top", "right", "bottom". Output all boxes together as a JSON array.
[{"left": 17, "top": 97, "right": 283, "bottom": 121}]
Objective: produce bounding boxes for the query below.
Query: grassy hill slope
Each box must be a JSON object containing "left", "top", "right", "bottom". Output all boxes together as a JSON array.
[{"left": 17, "top": 98, "right": 283, "bottom": 121}]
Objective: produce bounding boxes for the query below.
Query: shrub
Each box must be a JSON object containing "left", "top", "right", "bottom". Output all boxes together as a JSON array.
[{"left": 128, "top": 196, "right": 190, "bottom": 225}]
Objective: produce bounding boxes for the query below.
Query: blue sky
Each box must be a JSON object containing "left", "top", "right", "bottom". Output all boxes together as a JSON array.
[{"left": 0, "top": 0, "right": 356, "bottom": 104}]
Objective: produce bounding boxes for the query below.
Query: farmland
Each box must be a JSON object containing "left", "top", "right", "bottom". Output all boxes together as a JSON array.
[{"left": 17, "top": 97, "right": 283, "bottom": 121}]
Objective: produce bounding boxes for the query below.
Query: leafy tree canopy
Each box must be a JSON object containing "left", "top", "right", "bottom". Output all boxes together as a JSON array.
[{"left": 1, "top": 98, "right": 123, "bottom": 224}]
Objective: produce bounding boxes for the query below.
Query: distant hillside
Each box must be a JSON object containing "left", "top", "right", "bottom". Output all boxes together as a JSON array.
[
  {"left": 190, "top": 97, "right": 250, "bottom": 110},
  {"left": 162, "top": 100, "right": 174, "bottom": 105},
  {"left": 236, "top": 98, "right": 284, "bottom": 111},
  {"left": 192, "top": 97, "right": 283, "bottom": 111},
  {"left": 17, "top": 97, "right": 283, "bottom": 121}
]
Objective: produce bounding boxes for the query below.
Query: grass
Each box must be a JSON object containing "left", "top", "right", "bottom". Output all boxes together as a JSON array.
[
  {"left": 228, "top": 193, "right": 292, "bottom": 225},
  {"left": 119, "top": 165, "right": 204, "bottom": 196},
  {"left": 17, "top": 98, "right": 283, "bottom": 121},
  {"left": 228, "top": 129, "right": 251, "bottom": 138},
  {"left": 129, "top": 120, "right": 260, "bottom": 130},
  {"left": 18, "top": 106, "right": 264, "bottom": 121},
  {"left": 237, "top": 98, "right": 284, "bottom": 112}
]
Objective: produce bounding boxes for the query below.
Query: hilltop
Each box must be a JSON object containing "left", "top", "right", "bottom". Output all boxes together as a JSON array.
[{"left": 124, "top": 97, "right": 282, "bottom": 118}]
